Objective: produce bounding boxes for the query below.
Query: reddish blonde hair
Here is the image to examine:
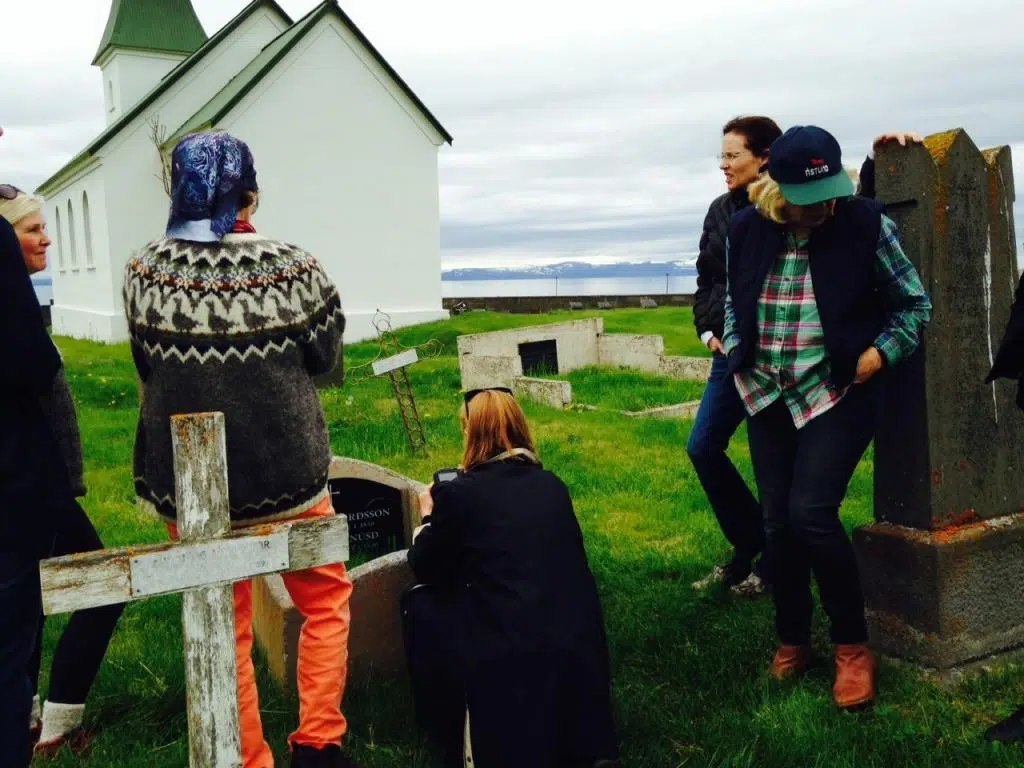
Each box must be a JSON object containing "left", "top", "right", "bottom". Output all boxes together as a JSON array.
[{"left": 460, "top": 390, "right": 536, "bottom": 470}]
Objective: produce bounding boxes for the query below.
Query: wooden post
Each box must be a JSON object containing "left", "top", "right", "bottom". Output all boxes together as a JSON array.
[{"left": 172, "top": 412, "right": 243, "bottom": 768}]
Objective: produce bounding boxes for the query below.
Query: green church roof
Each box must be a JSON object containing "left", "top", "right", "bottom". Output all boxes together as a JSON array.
[{"left": 93, "top": 0, "right": 208, "bottom": 65}]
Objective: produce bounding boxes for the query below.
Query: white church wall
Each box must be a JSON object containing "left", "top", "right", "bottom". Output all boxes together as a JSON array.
[
  {"left": 48, "top": 174, "right": 122, "bottom": 341},
  {"left": 51, "top": 7, "right": 290, "bottom": 342},
  {"left": 220, "top": 17, "right": 448, "bottom": 342},
  {"left": 101, "top": 50, "right": 186, "bottom": 125}
]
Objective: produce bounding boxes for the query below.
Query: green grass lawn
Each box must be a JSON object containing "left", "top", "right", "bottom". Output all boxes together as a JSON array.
[
  {"left": 557, "top": 366, "right": 707, "bottom": 412},
  {"left": 37, "top": 308, "right": 1024, "bottom": 767}
]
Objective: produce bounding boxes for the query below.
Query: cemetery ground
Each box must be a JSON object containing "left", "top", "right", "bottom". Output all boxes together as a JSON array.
[{"left": 40, "top": 306, "right": 1024, "bottom": 767}]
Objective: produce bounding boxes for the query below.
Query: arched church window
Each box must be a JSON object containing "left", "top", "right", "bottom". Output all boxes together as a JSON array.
[
  {"left": 54, "top": 206, "right": 65, "bottom": 271},
  {"left": 67, "top": 199, "right": 78, "bottom": 268},
  {"left": 108, "top": 80, "right": 115, "bottom": 112},
  {"left": 83, "top": 191, "right": 95, "bottom": 268}
]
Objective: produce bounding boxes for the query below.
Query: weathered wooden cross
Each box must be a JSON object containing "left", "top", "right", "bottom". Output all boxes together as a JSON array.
[{"left": 38, "top": 412, "right": 350, "bottom": 768}]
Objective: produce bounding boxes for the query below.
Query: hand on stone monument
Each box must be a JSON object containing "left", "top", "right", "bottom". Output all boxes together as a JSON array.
[
  {"left": 854, "top": 347, "right": 884, "bottom": 384},
  {"left": 418, "top": 484, "right": 434, "bottom": 520},
  {"left": 872, "top": 132, "right": 923, "bottom": 150}
]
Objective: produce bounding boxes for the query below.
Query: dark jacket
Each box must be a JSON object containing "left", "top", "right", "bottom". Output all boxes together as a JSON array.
[
  {"left": 986, "top": 271, "right": 1024, "bottom": 408},
  {"left": 693, "top": 188, "right": 750, "bottom": 340},
  {"left": 726, "top": 197, "right": 888, "bottom": 389},
  {"left": 407, "top": 459, "right": 619, "bottom": 767},
  {"left": 0, "top": 216, "right": 75, "bottom": 558},
  {"left": 40, "top": 370, "right": 86, "bottom": 498},
  {"left": 693, "top": 155, "right": 878, "bottom": 343}
]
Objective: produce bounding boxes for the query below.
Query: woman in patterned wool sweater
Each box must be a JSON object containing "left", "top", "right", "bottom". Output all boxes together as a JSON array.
[{"left": 123, "top": 132, "right": 358, "bottom": 768}]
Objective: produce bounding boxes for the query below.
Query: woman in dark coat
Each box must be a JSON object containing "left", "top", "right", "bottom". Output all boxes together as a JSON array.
[
  {"left": 0, "top": 205, "right": 75, "bottom": 767},
  {"left": 0, "top": 185, "right": 125, "bottom": 757},
  {"left": 406, "top": 388, "right": 621, "bottom": 768}
]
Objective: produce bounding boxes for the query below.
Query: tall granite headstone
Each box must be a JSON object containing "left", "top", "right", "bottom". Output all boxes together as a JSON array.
[{"left": 854, "top": 129, "right": 1024, "bottom": 672}]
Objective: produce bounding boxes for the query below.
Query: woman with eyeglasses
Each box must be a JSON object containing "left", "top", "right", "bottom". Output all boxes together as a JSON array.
[
  {"left": 0, "top": 186, "right": 124, "bottom": 758},
  {"left": 405, "top": 387, "right": 621, "bottom": 768}
]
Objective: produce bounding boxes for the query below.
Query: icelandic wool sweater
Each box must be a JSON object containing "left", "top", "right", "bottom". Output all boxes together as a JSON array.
[{"left": 123, "top": 233, "right": 345, "bottom": 527}]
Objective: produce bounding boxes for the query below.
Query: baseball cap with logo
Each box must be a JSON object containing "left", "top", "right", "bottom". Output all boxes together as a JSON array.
[{"left": 768, "top": 125, "right": 854, "bottom": 206}]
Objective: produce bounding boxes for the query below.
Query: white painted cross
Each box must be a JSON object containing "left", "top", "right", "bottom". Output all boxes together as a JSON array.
[{"left": 38, "top": 412, "right": 350, "bottom": 768}]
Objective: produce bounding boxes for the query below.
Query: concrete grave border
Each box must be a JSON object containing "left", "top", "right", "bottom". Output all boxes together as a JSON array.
[{"left": 456, "top": 317, "right": 710, "bottom": 419}]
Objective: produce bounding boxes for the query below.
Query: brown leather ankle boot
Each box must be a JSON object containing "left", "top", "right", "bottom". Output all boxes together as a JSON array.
[
  {"left": 833, "top": 643, "right": 876, "bottom": 709},
  {"left": 770, "top": 644, "right": 811, "bottom": 680}
]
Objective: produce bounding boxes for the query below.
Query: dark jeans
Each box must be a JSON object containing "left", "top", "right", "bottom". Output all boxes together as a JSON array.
[
  {"left": 0, "top": 550, "right": 43, "bottom": 767},
  {"left": 687, "top": 352, "right": 765, "bottom": 572},
  {"left": 747, "top": 382, "right": 878, "bottom": 646},
  {"left": 29, "top": 500, "right": 123, "bottom": 705}
]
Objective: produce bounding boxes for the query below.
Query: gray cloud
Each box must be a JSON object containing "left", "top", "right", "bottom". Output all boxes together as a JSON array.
[{"left": 2, "top": 0, "right": 1023, "bottom": 269}]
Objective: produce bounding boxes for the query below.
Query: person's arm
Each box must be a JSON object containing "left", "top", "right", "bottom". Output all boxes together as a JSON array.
[
  {"left": 721, "top": 237, "right": 740, "bottom": 357},
  {"left": 857, "top": 156, "right": 876, "bottom": 199},
  {"left": 299, "top": 256, "right": 345, "bottom": 377},
  {"left": 986, "top": 272, "right": 1024, "bottom": 383},
  {"left": 407, "top": 481, "right": 463, "bottom": 584},
  {"left": 859, "top": 132, "right": 924, "bottom": 199},
  {"left": 0, "top": 216, "right": 60, "bottom": 396},
  {"left": 869, "top": 215, "right": 932, "bottom": 368},
  {"left": 693, "top": 202, "right": 724, "bottom": 349}
]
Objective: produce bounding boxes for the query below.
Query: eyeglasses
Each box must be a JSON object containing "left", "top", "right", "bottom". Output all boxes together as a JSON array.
[
  {"left": 463, "top": 387, "right": 513, "bottom": 415},
  {"left": 0, "top": 184, "right": 23, "bottom": 200},
  {"left": 717, "top": 151, "right": 751, "bottom": 163}
]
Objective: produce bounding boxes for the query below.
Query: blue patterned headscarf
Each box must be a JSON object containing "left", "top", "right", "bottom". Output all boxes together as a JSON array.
[{"left": 165, "top": 132, "right": 258, "bottom": 242}]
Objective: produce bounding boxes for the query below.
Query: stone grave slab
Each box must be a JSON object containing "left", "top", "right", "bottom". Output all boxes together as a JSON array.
[
  {"left": 854, "top": 129, "right": 1024, "bottom": 672},
  {"left": 253, "top": 457, "right": 424, "bottom": 690}
]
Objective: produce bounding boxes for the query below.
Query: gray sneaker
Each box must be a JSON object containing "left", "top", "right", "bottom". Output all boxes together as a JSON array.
[{"left": 729, "top": 572, "right": 768, "bottom": 598}]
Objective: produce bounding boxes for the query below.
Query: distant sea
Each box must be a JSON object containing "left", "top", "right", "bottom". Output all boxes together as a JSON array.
[
  {"left": 32, "top": 274, "right": 53, "bottom": 305},
  {"left": 442, "top": 275, "right": 698, "bottom": 298}
]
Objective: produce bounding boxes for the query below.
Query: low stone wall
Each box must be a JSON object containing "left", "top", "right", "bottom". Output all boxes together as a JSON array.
[
  {"left": 659, "top": 356, "right": 712, "bottom": 381},
  {"left": 597, "top": 333, "right": 665, "bottom": 372},
  {"left": 461, "top": 354, "right": 524, "bottom": 391},
  {"left": 623, "top": 401, "right": 701, "bottom": 420},
  {"left": 513, "top": 376, "right": 572, "bottom": 409},
  {"left": 457, "top": 318, "right": 604, "bottom": 389},
  {"left": 444, "top": 294, "right": 695, "bottom": 314}
]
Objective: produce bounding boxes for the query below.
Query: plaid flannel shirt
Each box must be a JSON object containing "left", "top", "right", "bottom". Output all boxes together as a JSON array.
[{"left": 723, "top": 215, "right": 931, "bottom": 429}]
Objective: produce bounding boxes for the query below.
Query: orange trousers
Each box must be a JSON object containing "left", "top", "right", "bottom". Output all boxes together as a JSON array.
[{"left": 168, "top": 496, "right": 353, "bottom": 768}]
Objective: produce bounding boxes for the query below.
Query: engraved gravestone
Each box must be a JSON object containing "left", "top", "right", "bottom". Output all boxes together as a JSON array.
[{"left": 329, "top": 477, "right": 405, "bottom": 559}]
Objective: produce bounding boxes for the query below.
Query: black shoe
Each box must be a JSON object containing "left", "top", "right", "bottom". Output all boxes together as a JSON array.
[
  {"left": 986, "top": 707, "right": 1024, "bottom": 743},
  {"left": 291, "top": 743, "right": 361, "bottom": 768}
]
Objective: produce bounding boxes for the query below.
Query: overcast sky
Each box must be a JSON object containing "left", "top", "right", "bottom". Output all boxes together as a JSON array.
[{"left": 2, "top": 0, "right": 1023, "bottom": 268}]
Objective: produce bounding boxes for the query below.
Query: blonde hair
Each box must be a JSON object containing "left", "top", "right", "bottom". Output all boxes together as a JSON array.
[
  {"left": 460, "top": 390, "right": 537, "bottom": 471},
  {"left": 747, "top": 167, "right": 861, "bottom": 224},
  {"left": 0, "top": 191, "right": 43, "bottom": 227}
]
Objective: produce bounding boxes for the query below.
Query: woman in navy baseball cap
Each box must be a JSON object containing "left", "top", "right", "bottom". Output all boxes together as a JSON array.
[{"left": 719, "top": 125, "right": 933, "bottom": 709}]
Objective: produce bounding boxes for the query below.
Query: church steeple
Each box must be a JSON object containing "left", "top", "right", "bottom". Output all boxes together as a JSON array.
[
  {"left": 92, "top": 0, "right": 207, "bottom": 66},
  {"left": 92, "top": 0, "right": 208, "bottom": 125}
]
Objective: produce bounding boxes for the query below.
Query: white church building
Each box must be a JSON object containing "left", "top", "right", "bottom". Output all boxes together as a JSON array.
[{"left": 36, "top": 0, "right": 453, "bottom": 343}]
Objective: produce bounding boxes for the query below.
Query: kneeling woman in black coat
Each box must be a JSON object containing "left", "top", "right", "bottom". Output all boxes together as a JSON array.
[{"left": 406, "top": 387, "right": 621, "bottom": 768}]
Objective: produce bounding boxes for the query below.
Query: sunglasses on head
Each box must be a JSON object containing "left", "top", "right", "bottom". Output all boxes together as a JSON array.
[
  {"left": 0, "top": 184, "right": 23, "bottom": 200},
  {"left": 463, "top": 387, "right": 513, "bottom": 414}
]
